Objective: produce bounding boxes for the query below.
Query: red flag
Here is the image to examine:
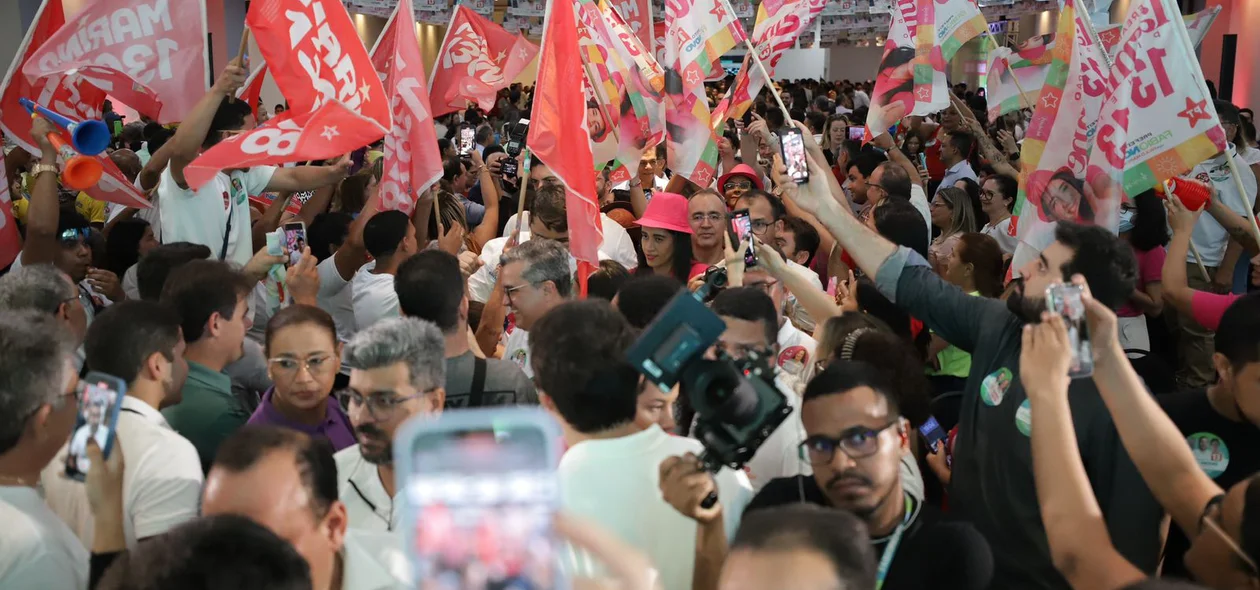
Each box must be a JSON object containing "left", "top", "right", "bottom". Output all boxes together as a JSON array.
[
  {"left": 0, "top": 183, "right": 23, "bottom": 269},
  {"left": 0, "top": 0, "right": 151, "bottom": 210},
  {"left": 529, "top": 0, "right": 601, "bottom": 292},
  {"left": 237, "top": 64, "right": 269, "bottom": 119},
  {"left": 370, "top": 0, "right": 443, "bottom": 214},
  {"left": 184, "top": 0, "right": 390, "bottom": 190},
  {"left": 22, "top": 0, "right": 209, "bottom": 124},
  {"left": 429, "top": 7, "right": 539, "bottom": 117},
  {"left": 605, "top": 0, "right": 654, "bottom": 52}
]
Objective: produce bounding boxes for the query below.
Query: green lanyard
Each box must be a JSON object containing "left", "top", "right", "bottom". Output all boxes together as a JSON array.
[{"left": 874, "top": 495, "right": 914, "bottom": 590}]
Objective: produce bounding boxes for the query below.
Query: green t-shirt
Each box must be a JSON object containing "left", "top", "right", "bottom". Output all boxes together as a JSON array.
[
  {"left": 162, "top": 361, "right": 249, "bottom": 473},
  {"left": 927, "top": 291, "right": 980, "bottom": 378}
]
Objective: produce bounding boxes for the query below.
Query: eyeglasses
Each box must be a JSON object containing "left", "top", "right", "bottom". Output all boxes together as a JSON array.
[
  {"left": 980, "top": 189, "right": 1001, "bottom": 202},
  {"left": 690, "top": 212, "right": 725, "bottom": 224},
  {"left": 268, "top": 355, "right": 335, "bottom": 378},
  {"left": 745, "top": 277, "right": 780, "bottom": 293},
  {"left": 723, "top": 180, "right": 753, "bottom": 192},
  {"left": 799, "top": 420, "right": 900, "bottom": 464},
  {"left": 338, "top": 387, "right": 434, "bottom": 421},
  {"left": 1199, "top": 495, "right": 1259, "bottom": 577},
  {"left": 504, "top": 282, "right": 535, "bottom": 305},
  {"left": 749, "top": 219, "right": 773, "bottom": 235}
]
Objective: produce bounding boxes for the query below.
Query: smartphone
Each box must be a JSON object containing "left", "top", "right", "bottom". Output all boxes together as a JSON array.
[
  {"left": 501, "top": 118, "right": 530, "bottom": 179},
  {"left": 459, "top": 125, "right": 476, "bottom": 156},
  {"left": 848, "top": 126, "right": 865, "bottom": 141},
  {"left": 64, "top": 372, "right": 126, "bottom": 481},
  {"left": 397, "top": 408, "right": 564, "bottom": 589},
  {"left": 778, "top": 128, "right": 809, "bottom": 185},
  {"left": 1045, "top": 283, "right": 1094, "bottom": 378},
  {"left": 919, "top": 415, "right": 948, "bottom": 453},
  {"left": 282, "top": 221, "right": 307, "bottom": 267},
  {"left": 729, "top": 208, "right": 752, "bottom": 245},
  {"left": 916, "top": 152, "right": 928, "bottom": 170}
]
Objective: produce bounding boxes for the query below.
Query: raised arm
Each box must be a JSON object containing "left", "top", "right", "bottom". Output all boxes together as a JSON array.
[
  {"left": 165, "top": 63, "right": 248, "bottom": 189},
  {"left": 1160, "top": 197, "right": 1202, "bottom": 318},
  {"left": 1021, "top": 316, "right": 1146, "bottom": 590},
  {"left": 470, "top": 150, "right": 502, "bottom": 248},
  {"left": 1081, "top": 276, "right": 1225, "bottom": 539},
  {"left": 20, "top": 117, "right": 63, "bottom": 267},
  {"left": 330, "top": 190, "right": 382, "bottom": 282},
  {"left": 755, "top": 240, "right": 840, "bottom": 325},
  {"left": 1204, "top": 193, "right": 1259, "bottom": 256},
  {"left": 265, "top": 160, "right": 351, "bottom": 193}
]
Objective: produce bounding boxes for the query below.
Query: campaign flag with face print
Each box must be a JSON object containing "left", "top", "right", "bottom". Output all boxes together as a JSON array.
[
  {"left": 183, "top": 0, "right": 390, "bottom": 190},
  {"left": 0, "top": 0, "right": 151, "bottom": 209},
  {"left": 370, "top": 0, "right": 443, "bottom": 214},
  {"left": 984, "top": 35, "right": 1053, "bottom": 122},
  {"left": 662, "top": 0, "right": 747, "bottom": 185},
  {"left": 1009, "top": 0, "right": 1111, "bottom": 276},
  {"left": 429, "top": 6, "right": 538, "bottom": 117},
  {"left": 23, "top": 0, "right": 210, "bottom": 124},
  {"left": 711, "top": 0, "right": 828, "bottom": 127}
]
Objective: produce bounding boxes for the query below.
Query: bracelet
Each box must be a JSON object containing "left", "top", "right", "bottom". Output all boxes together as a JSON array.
[{"left": 31, "top": 163, "right": 58, "bottom": 177}]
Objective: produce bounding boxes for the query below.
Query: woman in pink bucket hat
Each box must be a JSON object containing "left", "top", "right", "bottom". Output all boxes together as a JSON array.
[{"left": 634, "top": 192, "right": 711, "bottom": 282}]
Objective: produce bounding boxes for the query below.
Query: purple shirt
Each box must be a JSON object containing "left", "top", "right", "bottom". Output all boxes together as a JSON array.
[{"left": 246, "top": 388, "right": 357, "bottom": 451}]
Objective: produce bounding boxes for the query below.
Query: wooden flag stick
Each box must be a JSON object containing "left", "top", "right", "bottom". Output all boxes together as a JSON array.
[
  {"left": 516, "top": 149, "right": 532, "bottom": 220},
  {"left": 228, "top": 28, "right": 251, "bottom": 103},
  {"left": 743, "top": 38, "right": 793, "bottom": 124},
  {"left": 1223, "top": 156, "right": 1260, "bottom": 250}
]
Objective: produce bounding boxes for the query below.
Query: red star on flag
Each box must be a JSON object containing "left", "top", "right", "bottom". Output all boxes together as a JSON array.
[
  {"left": 1041, "top": 94, "right": 1059, "bottom": 109},
  {"left": 710, "top": 0, "right": 728, "bottom": 21},
  {"left": 1177, "top": 97, "right": 1212, "bottom": 128},
  {"left": 916, "top": 86, "right": 931, "bottom": 100}
]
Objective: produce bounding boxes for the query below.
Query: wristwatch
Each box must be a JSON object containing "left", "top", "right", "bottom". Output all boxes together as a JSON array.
[{"left": 31, "top": 163, "right": 58, "bottom": 177}]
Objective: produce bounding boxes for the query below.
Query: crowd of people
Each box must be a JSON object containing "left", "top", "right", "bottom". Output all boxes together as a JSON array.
[{"left": 0, "top": 49, "right": 1257, "bottom": 590}]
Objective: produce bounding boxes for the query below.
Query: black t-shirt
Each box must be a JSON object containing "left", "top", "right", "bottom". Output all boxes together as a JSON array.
[
  {"left": 747, "top": 476, "right": 994, "bottom": 590},
  {"left": 1158, "top": 389, "right": 1260, "bottom": 578}
]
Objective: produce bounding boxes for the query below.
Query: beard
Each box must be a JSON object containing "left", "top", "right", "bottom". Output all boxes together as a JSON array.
[
  {"left": 354, "top": 424, "right": 393, "bottom": 465},
  {"left": 1006, "top": 280, "right": 1047, "bottom": 323}
]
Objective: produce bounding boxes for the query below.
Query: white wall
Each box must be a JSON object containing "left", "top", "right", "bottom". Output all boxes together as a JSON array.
[{"left": 824, "top": 46, "right": 886, "bottom": 83}]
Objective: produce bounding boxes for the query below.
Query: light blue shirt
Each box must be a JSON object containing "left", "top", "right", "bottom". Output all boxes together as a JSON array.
[{"left": 937, "top": 160, "right": 978, "bottom": 197}]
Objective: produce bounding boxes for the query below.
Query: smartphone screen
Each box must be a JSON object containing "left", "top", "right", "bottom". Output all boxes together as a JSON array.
[
  {"left": 779, "top": 129, "right": 809, "bottom": 184},
  {"left": 1046, "top": 283, "right": 1094, "bottom": 378},
  {"left": 405, "top": 423, "right": 561, "bottom": 589},
  {"left": 64, "top": 373, "right": 125, "bottom": 481},
  {"left": 848, "top": 126, "right": 865, "bottom": 141},
  {"left": 918, "top": 416, "right": 948, "bottom": 453},
  {"left": 282, "top": 222, "right": 306, "bottom": 267},
  {"left": 460, "top": 126, "right": 476, "bottom": 156},
  {"left": 730, "top": 209, "right": 752, "bottom": 244}
]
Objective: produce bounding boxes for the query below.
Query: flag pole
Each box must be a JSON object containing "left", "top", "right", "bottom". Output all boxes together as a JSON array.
[
  {"left": 1223, "top": 157, "right": 1260, "bottom": 248},
  {"left": 515, "top": 149, "right": 532, "bottom": 222},
  {"left": 981, "top": 32, "right": 1032, "bottom": 111},
  {"left": 742, "top": 39, "right": 793, "bottom": 123},
  {"left": 228, "top": 28, "right": 251, "bottom": 103}
]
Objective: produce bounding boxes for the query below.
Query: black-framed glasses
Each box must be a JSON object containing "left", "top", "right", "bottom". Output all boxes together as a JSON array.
[
  {"left": 338, "top": 387, "right": 434, "bottom": 421},
  {"left": 749, "top": 219, "right": 773, "bottom": 235},
  {"left": 799, "top": 420, "right": 900, "bottom": 464}
]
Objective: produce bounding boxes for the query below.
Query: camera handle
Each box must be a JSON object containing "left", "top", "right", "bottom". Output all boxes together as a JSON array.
[{"left": 696, "top": 450, "right": 723, "bottom": 509}]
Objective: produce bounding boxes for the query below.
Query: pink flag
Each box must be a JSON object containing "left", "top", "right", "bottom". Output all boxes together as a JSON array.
[
  {"left": 0, "top": 0, "right": 151, "bottom": 210},
  {"left": 529, "top": 0, "right": 601, "bottom": 290},
  {"left": 712, "top": 0, "right": 828, "bottom": 126},
  {"left": 370, "top": 0, "right": 443, "bottom": 214},
  {"left": 0, "top": 183, "right": 23, "bottom": 270},
  {"left": 429, "top": 7, "right": 539, "bottom": 117},
  {"left": 1087, "top": 0, "right": 1226, "bottom": 201},
  {"left": 22, "top": 0, "right": 209, "bottom": 124},
  {"left": 605, "top": 0, "right": 654, "bottom": 52},
  {"left": 184, "top": 0, "right": 390, "bottom": 190}
]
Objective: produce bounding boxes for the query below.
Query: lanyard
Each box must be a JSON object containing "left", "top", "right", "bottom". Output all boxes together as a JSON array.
[{"left": 874, "top": 495, "right": 914, "bottom": 590}]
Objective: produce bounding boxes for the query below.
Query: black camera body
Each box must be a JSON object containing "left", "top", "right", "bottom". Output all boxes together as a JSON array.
[
  {"left": 501, "top": 118, "right": 529, "bottom": 179},
  {"left": 626, "top": 270, "right": 790, "bottom": 474}
]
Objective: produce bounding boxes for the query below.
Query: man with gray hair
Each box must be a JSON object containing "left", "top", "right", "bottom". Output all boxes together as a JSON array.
[
  {"left": 334, "top": 316, "right": 446, "bottom": 532},
  {"left": 0, "top": 311, "right": 88, "bottom": 587},
  {"left": 0, "top": 264, "right": 90, "bottom": 367},
  {"left": 498, "top": 238, "right": 573, "bottom": 379}
]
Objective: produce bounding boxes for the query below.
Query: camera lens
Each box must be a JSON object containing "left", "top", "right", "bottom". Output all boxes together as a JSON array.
[{"left": 683, "top": 360, "right": 762, "bottom": 428}]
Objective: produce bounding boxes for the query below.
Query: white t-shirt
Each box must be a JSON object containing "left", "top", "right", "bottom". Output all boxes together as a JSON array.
[
  {"left": 335, "top": 445, "right": 399, "bottom": 533},
  {"left": 500, "top": 212, "right": 640, "bottom": 270},
  {"left": 40, "top": 396, "right": 204, "bottom": 549},
  {"left": 981, "top": 217, "right": 1018, "bottom": 255},
  {"left": 0, "top": 486, "right": 89, "bottom": 589},
  {"left": 342, "top": 530, "right": 410, "bottom": 589},
  {"left": 157, "top": 165, "right": 276, "bottom": 268},
  {"left": 743, "top": 376, "right": 809, "bottom": 492},
  {"left": 909, "top": 183, "right": 934, "bottom": 248},
  {"left": 853, "top": 90, "right": 871, "bottom": 109},
  {"left": 783, "top": 259, "right": 824, "bottom": 333},
  {"left": 1189, "top": 146, "right": 1258, "bottom": 266},
  {"left": 776, "top": 321, "right": 816, "bottom": 384},
  {"left": 504, "top": 328, "right": 532, "bottom": 378},
  {"left": 317, "top": 255, "right": 357, "bottom": 345},
  {"left": 351, "top": 260, "right": 399, "bottom": 332},
  {"left": 559, "top": 426, "right": 753, "bottom": 590}
]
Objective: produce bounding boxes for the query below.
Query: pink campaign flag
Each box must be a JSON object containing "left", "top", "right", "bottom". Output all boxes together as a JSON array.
[
  {"left": 1087, "top": 0, "right": 1226, "bottom": 200},
  {"left": 429, "top": 7, "right": 538, "bottom": 117},
  {"left": 369, "top": 0, "right": 444, "bottom": 214},
  {"left": 22, "top": 0, "right": 210, "bottom": 124}
]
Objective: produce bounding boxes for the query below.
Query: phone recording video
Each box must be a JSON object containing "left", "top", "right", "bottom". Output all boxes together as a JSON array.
[
  {"left": 402, "top": 410, "right": 562, "bottom": 590},
  {"left": 64, "top": 372, "right": 125, "bottom": 481},
  {"left": 729, "top": 209, "right": 758, "bottom": 267},
  {"left": 848, "top": 126, "right": 865, "bottom": 141},
  {"left": 919, "top": 415, "right": 948, "bottom": 453},
  {"left": 459, "top": 125, "right": 476, "bottom": 157},
  {"left": 778, "top": 128, "right": 809, "bottom": 184},
  {"left": 282, "top": 221, "right": 307, "bottom": 267},
  {"left": 1046, "top": 283, "right": 1094, "bottom": 378}
]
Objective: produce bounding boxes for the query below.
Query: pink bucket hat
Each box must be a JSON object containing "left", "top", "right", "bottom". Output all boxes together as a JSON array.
[{"left": 634, "top": 192, "right": 694, "bottom": 234}]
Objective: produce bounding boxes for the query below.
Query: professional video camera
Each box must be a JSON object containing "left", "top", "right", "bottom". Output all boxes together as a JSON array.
[{"left": 626, "top": 269, "right": 791, "bottom": 506}]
